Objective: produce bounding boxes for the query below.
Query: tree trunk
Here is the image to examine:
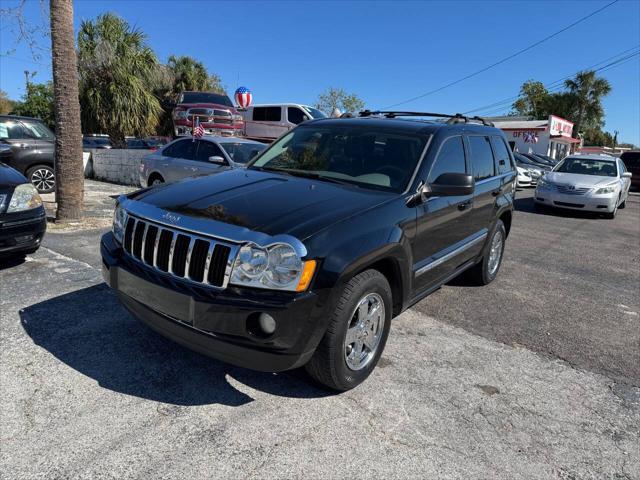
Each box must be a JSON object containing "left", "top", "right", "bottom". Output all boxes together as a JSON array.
[{"left": 50, "top": 0, "right": 83, "bottom": 221}]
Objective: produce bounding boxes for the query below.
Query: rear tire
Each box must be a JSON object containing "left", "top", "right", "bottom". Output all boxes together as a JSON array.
[
  {"left": 305, "top": 269, "right": 392, "bottom": 391},
  {"left": 27, "top": 164, "right": 55, "bottom": 193},
  {"left": 466, "top": 220, "right": 506, "bottom": 286},
  {"left": 619, "top": 199, "right": 626, "bottom": 209}
]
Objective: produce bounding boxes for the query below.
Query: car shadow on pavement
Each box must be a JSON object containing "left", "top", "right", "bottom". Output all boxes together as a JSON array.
[
  {"left": 0, "top": 255, "right": 26, "bottom": 270},
  {"left": 514, "top": 195, "right": 610, "bottom": 219},
  {"left": 20, "top": 284, "right": 333, "bottom": 406}
]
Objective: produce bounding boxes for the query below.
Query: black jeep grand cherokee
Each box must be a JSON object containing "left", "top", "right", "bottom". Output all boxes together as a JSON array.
[{"left": 101, "top": 111, "right": 516, "bottom": 390}]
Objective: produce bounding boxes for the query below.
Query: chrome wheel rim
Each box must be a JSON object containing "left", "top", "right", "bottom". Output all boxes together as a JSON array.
[
  {"left": 31, "top": 168, "right": 55, "bottom": 191},
  {"left": 344, "top": 292, "right": 385, "bottom": 371},
  {"left": 151, "top": 179, "right": 163, "bottom": 186},
  {"left": 488, "top": 229, "right": 504, "bottom": 276}
]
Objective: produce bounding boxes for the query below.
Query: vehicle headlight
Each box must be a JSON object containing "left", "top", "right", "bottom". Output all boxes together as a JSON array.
[
  {"left": 7, "top": 183, "right": 42, "bottom": 213},
  {"left": 232, "top": 114, "right": 244, "bottom": 123},
  {"left": 537, "top": 178, "right": 550, "bottom": 188},
  {"left": 112, "top": 204, "right": 127, "bottom": 243},
  {"left": 595, "top": 185, "right": 616, "bottom": 194},
  {"left": 231, "top": 242, "right": 316, "bottom": 292},
  {"left": 173, "top": 109, "right": 188, "bottom": 120}
]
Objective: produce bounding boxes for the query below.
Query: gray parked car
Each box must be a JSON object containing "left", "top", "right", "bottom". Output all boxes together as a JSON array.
[{"left": 139, "top": 136, "right": 267, "bottom": 187}]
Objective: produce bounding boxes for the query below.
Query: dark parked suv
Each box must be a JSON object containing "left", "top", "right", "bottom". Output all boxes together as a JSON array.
[
  {"left": 101, "top": 111, "right": 516, "bottom": 390},
  {"left": 0, "top": 115, "right": 56, "bottom": 193}
]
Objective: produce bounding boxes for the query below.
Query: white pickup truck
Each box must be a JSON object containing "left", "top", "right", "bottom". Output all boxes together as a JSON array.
[{"left": 240, "top": 103, "right": 326, "bottom": 141}]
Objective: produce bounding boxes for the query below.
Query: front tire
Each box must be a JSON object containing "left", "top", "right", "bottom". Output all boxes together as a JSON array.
[
  {"left": 466, "top": 220, "right": 506, "bottom": 285},
  {"left": 27, "top": 164, "right": 55, "bottom": 193},
  {"left": 305, "top": 269, "right": 392, "bottom": 391}
]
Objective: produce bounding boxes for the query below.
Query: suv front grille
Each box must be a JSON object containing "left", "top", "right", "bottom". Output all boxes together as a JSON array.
[
  {"left": 186, "top": 108, "right": 233, "bottom": 125},
  {"left": 122, "top": 215, "right": 235, "bottom": 288}
]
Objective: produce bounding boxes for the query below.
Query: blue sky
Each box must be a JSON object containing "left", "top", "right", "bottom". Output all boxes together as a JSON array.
[{"left": 1, "top": 0, "right": 639, "bottom": 144}]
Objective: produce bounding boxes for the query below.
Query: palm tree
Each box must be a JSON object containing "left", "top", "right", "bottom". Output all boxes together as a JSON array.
[
  {"left": 50, "top": 0, "right": 84, "bottom": 220},
  {"left": 167, "top": 55, "right": 216, "bottom": 96},
  {"left": 564, "top": 71, "right": 611, "bottom": 138},
  {"left": 77, "top": 13, "right": 162, "bottom": 148}
]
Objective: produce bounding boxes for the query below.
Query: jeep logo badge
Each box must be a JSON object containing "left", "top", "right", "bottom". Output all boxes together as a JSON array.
[{"left": 161, "top": 212, "right": 181, "bottom": 224}]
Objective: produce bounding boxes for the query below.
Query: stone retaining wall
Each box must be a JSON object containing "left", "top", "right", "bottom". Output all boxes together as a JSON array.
[{"left": 88, "top": 149, "right": 149, "bottom": 186}]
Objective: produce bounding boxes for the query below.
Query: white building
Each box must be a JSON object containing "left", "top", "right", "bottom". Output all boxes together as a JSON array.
[{"left": 492, "top": 115, "right": 580, "bottom": 160}]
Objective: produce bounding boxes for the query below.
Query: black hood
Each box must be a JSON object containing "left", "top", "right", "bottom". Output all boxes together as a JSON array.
[
  {"left": 0, "top": 162, "right": 28, "bottom": 187},
  {"left": 132, "top": 169, "right": 394, "bottom": 240}
]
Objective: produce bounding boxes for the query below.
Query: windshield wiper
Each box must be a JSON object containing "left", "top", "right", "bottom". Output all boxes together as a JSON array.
[{"left": 280, "top": 170, "right": 353, "bottom": 186}]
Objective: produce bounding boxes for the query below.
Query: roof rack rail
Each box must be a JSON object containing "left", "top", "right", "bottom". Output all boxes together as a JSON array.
[{"left": 359, "top": 110, "right": 494, "bottom": 127}]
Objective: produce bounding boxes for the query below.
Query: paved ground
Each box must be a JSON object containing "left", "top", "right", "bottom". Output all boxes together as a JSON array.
[{"left": 1, "top": 183, "right": 639, "bottom": 479}]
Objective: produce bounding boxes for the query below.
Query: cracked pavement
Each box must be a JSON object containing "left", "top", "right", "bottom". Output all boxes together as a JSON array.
[{"left": 1, "top": 185, "right": 639, "bottom": 479}]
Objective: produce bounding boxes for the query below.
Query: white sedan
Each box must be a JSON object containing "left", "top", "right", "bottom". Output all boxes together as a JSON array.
[
  {"left": 534, "top": 154, "right": 632, "bottom": 218},
  {"left": 516, "top": 166, "right": 532, "bottom": 187}
]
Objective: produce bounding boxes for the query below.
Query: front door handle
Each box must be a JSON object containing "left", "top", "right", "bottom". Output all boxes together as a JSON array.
[{"left": 458, "top": 200, "right": 471, "bottom": 211}]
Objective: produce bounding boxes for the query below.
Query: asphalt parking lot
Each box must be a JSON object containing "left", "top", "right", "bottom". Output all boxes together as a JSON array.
[{"left": 1, "top": 183, "right": 638, "bottom": 479}]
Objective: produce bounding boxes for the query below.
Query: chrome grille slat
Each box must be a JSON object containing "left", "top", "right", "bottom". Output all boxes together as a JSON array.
[
  {"left": 152, "top": 228, "right": 162, "bottom": 267},
  {"left": 554, "top": 185, "right": 590, "bottom": 195},
  {"left": 121, "top": 214, "right": 235, "bottom": 290},
  {"left": 184, "top": 237, "right": 196, "bottom": 280},
  {"left": 167, "top": 232, "right": 178, "bottom": 274}
]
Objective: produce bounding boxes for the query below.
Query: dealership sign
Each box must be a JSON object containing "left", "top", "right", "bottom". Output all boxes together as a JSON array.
[{"left": 549, "top": 115, "right": 574, "bottom": 137}]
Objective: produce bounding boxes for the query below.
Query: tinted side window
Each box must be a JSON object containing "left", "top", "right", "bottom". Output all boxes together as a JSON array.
[
  {"left": 195, "top": 140, "right": 224, "bottom": 162},
  {"left": 287, "top": 107, "right": 306, "bottom": 125},
  {"left": 0, "top": 120, "right": 28, "bottom": 139},
  {"left": 166, "top": 139, "right": 197, "bottom": 160},
  {"left": 428, "top": 136, "right": 466, "bottom": 182},
  {"left": 491, "top": 136, "right": 512, "bottom": 174},
  {"left": 468, "top": 136, "right": 496, "bottom": 181},
  {"left": 253, "top": 107, "right": 281, "bottom": 122}
]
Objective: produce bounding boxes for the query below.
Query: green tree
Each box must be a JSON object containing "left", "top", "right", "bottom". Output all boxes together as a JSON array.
[
  {"left": 564, "top": 70, "right": 611, "bottom": 138},
  {"left": 12, "top": 81, "right": 55, "bottom": 129},
  {"left": 77, "top": 13, "right": 162, "bottom": 147},
  {"left": 166, "top": 55, "right": 224, "bottom": 96},
  {"left": 0, "top": 90, "right": 16, "bottom": 114},
  {"left": 315, "top": 87, "right": 365, "bottom": 115},
  {"left": 512, "top": 80, "right": 549, "bottom": 118},
  {"left": 154, "top": 55, "right": 226, "bottom": 136}
]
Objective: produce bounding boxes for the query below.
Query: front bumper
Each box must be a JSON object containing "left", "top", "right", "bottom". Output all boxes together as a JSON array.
[
  {"left": 0, "top": 207, "right": 46, "bottom": 255},
  {"left": 100, "top": 232, "right": 330, "bottom": 372},
  {"left": 534, "top": 188, "right": 617, "bottom": 212}
]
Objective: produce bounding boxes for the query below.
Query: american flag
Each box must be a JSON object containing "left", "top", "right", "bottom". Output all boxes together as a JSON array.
[{"left": 192, "top": 116, "right": 205, "bottom": 139}]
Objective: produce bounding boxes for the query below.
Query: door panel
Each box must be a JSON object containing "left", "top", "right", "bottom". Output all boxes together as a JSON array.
[
  {"left": 191, "top": 140, "right": 228, "bottom": 176},
  {"left": 411, "top": 136, "right": 477, "bottom": 294},
  {"left": 162, "top": 139, "right": 198, "bottom": 182},
  {"left": 466, "top": 135, "right": 500, "bottom": 234},
  {"left": 0, "top": 119, "right": 39, "bottom": 174}
]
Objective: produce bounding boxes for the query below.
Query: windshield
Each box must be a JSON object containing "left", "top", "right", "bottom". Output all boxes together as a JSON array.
[
  {"left": 514, "top": 153, "right": 536, "bottom": 165},
  {"left": 22, "top": 121, "right": 54, "bottom": 140},
  {"left": 301, "top": 106, "right": 327, "bottom": 119},
  {"left": 249, "top": 125, "right": 427, "bottom": 192},
  {"left": 554, "top": 157, "right": 618, "bottom": 177},
  {"left": 220, "top": 142, "right": 266, "bottom": 164},
  {"left": 180, "top": 92, "right": 233, "bottom": 107}
]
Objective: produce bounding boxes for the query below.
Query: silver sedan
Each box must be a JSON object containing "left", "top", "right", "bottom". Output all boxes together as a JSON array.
[
  {"left": 139, "top": 136, "right": 266, "bottom": 187},
  {"left": 534, "top": 154, "right": 632, "bottom": 218}
]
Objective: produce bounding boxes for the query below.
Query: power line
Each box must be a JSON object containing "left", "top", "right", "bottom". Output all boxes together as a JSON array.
[
  {"left": 465, "top": 49, "right": 639, "bottom": 116},
  {"left": 382, "top": 0, "right": 620, "bottom": 109}
]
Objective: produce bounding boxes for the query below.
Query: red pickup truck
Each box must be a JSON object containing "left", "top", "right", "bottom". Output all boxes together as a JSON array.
[{"left": 172, "top": 91, "right": 244, "bottom": 138}]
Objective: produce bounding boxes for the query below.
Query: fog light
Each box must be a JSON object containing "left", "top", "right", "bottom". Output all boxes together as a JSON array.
[{"left": 258, "top": 313, "right": 276, "bottom": 335}]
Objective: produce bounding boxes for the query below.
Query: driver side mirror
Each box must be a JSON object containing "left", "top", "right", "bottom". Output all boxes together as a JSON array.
[
  {"left": 420, "top": 172, "right": 474, "bottom": 201},
  {"left": 208, "top": 155, "right": 226, "bottom": 165},
  {"left": 622, "top": 172, "right": 632, "bottom": 178}
]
